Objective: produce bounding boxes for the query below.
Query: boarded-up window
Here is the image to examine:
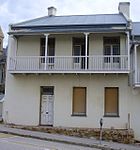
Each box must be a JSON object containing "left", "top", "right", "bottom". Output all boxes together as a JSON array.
[
  {"left": 72, "top": 87, "right": 86, "bottom": 116},
  {"left": 105, "top": 87, "right": 119, "bottom": 116}
]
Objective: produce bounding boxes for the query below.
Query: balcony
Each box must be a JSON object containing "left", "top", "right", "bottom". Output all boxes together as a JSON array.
[{"left": 9, "top": 55, "right": 129, "bottom": 74}]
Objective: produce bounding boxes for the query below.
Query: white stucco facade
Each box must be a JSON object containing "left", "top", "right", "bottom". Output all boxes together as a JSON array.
[{"left": 4, "top": 73, "right": 140, "bottom": 140}]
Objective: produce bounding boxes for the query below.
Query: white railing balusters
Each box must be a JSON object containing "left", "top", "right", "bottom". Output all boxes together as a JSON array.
[{"left": 9, "top": 55, "right": 128, "bottom": 72}]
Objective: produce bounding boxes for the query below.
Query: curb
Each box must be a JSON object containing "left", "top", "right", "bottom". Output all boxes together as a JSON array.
[{"left": 0, "top": 129, "right": 126, "bottom": 150}]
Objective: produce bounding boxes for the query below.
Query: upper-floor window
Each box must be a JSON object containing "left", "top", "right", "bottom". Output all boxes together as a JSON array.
[
  {"left": 40, "top": 38, "right": 55, "bottom": 56},
  {"left": 103, "top": 37, "right": 120, "bottom": 63}
]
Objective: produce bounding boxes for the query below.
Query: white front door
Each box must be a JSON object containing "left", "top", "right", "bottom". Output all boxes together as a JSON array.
[{"left": 41, "top": 95, "right": 54, "bottom": 125}]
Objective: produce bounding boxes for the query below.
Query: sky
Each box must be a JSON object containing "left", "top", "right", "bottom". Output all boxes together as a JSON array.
[{"left": 0, "top": 0, "right": 140, "bottom": 48}]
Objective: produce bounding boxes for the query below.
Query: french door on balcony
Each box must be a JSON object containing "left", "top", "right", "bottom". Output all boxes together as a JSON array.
[
  {"left": 73, "top": 38, "right": 86, "bottom": 69},
  {"left": 103, "top": 37, "right": 120, "bottom": 69},
  {"left": 40, "top": 38, "right": 55, "bottom": 69}
]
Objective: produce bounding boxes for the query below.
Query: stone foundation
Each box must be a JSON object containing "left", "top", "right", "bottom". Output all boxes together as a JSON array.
[{"left": 8, "top": 124, "right": 134, "bottom": 144}]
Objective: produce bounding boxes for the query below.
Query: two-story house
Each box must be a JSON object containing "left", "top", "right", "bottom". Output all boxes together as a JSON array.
[{"left": 4, "top": 2, "right": 140, "bottom": 140}]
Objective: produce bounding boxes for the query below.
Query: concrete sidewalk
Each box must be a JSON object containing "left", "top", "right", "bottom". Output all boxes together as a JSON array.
[{"left": 0, "top": 124, "right": 140, "bottom": 150}]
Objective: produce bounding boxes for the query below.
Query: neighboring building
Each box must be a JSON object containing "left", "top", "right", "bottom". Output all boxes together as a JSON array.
[
  {"left": 4, "top": 2, "right": 140, "bottom": 140},
  {"left": 0, "top": 27, "right": 6, "bottom": 94},
  {"left": 0, "top": 27, "right": 5, "bottom": 121},
  {"left": 0, "top": 27, "right": 4, "bottom": 55}
]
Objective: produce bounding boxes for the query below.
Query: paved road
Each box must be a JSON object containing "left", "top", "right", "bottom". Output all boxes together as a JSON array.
[{"left": 0, "top": 133, "right": 99, "bottom": 150}]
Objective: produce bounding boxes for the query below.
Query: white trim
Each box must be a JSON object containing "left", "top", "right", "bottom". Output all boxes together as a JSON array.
[
  {"left": 9, "top": 70, "right": 129, "bottom": 74},
  {"left": 126, "top": 32, "right": 130, "bottom": 71},
  {"left": 7, "top": 36, "right": 11, "bottom": 71},
  {"left": 12, "top": 36, "right": 17, "bottom": 57},
  {"left": 84, "top": 33, "right": 89, "bottom": 70},
  {"left": 134, "top": 44, "right": 138, "bottom": 84},
  {"left": 44, "top": 34, "right": 49, "bottom": 70}
]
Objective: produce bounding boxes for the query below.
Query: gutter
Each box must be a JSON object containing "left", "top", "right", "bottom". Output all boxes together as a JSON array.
[
  {"left": 8, "top": 27, "right": 129, "bottom": 35},
  {"left": 11, "top": 24, "right": 127, "bottom": 30}
]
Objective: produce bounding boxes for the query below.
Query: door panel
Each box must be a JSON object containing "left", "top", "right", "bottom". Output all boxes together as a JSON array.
[
  {"left": 40, "top": 87, "right": 54, "bottom": 125},
  {"left": 41, "top": 95, "right": 54, "bottom": 125}
]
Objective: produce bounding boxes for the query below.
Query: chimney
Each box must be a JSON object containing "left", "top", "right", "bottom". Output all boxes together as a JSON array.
[
  {"left": 48, "top": 6, "right": 57, "bottom": 17},
  {"left": 118, "top": 2, "right": 130, "bottom": 20}
]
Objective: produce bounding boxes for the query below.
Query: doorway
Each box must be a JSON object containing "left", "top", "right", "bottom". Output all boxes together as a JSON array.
[{"left": 40, "top": 86, "right": 54, "bottom": 125}]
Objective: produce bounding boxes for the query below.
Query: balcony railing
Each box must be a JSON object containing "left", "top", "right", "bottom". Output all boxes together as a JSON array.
[{"left": 9, "top": 55, "right": 128, "bottom": 73}]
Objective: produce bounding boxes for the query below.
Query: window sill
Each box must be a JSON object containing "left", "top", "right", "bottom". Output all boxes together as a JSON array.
[
  {"left": 103, "top": 115, "right": 120, "bottom": 118},
  {"left": 71, "top": 114, "right": 87, "bottom": 117}
]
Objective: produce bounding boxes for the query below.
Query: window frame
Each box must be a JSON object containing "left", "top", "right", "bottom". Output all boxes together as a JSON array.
[
  {"left": 104, "top": 87, "right": 119, "bottom": 117},
  {"left": 103, "top": 37, "right": 120, "bottom": 64}
]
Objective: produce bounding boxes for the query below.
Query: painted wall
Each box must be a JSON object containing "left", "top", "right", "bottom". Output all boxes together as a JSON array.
[
  {"left": 55, "top": 35, "right": 72, "bottom": 56},
  {"left": 15, "top": 33, "right": 127, "bottom": 57},
  {"left": 4, "top": 73, "right": 140, "bottom": 140},
  {"left": 127, "top": 87, "right": 140, "bottom": 140},
  {"left": 17, "top": 36, "right": 40, "bottom": 56},
  {"left": 89, "top": 33, "right": 126, "bottom": 55}
]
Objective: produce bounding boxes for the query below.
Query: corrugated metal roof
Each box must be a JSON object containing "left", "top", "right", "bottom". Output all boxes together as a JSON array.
[
  {"left": 12, "top": 14, "right": 127, "bottom": 27},
  {"left": 132, "top": 22, "right": 140, "bottom": 36}
]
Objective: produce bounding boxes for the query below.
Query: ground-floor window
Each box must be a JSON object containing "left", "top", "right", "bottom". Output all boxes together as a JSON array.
[
  {"left": 104, "top": 87, "right": 119, "bottom": 117},
  {"left": 72, "top": 87, "right": 86, "bottom": 116}
]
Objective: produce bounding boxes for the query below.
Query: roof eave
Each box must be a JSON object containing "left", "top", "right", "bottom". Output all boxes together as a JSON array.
[
  {"left": 8, "top": 28, "right": 129, "bottom": 36},
  {"left": 11, "top": 23, "right": 127, "bottom": 29}
]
